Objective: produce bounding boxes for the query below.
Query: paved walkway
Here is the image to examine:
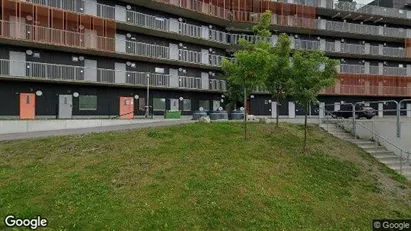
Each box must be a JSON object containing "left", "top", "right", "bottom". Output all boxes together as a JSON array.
[{"left": 0, "top": 119, "right": 195, "bottom": 142}]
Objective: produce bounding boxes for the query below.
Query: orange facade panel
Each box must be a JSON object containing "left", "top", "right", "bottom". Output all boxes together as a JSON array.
[
  {"left": 19, "top": 93, "right": 35, "bottom": 119},
  {"left": 321, "top": 74, "right": 411, "bottom": 97},
  {"left": 0, "top": 0, "right": 115, "bottom": 52},
  {"left": 119, "top": 97, "right": 134, "bottom": 119}
]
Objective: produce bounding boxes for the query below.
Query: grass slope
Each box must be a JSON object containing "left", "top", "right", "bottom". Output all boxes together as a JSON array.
[{"left": 0, "top": 123, "right": 410, "bottom": 230}]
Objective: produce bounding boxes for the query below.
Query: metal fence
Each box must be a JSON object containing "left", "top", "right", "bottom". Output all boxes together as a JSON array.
[
  {"left": 126, "top": 11, "right": 170, "bottom": 31},
  {"left": 178, "top": 49, "right": 202, "bottom": 63},
  {"left": 125, "top": 41, "right": 170, "bottom": 59},
  {"left": 179, "top": 76, "right": 201, "bottom": 89}
]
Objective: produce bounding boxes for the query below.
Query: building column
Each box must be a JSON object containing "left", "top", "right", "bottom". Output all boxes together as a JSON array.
[
  {"left": 201, "top": 49, "right": 209, "bottom": 65},
  {"left": 320, "top": 39, "right": 326, "bottom": 51},
  {"left": 318, "top": 19, "right": 326, "bottom": 30},
  {"left": 115, "top": 34, "right": 126, "bottom": 53},
  {"left": 169, "top": 18, "right": 179, "bottom": 33},
  {"left": 288, "top": 102, "right": 295, "bottom": 118},
  {"left": 115, "top": 5, "right": 127, "bottom": 22},
  {"left": 378, "top": 44, "right": 384, "bottom": 55},
  {"left": 169, "top": 69, "right": 179, "bottom": 88},
  {"left": 84, "top": 0, "right": 97, "bottom": 16},
  {"left": 319, "top": 102, "right": 325, "bottom": 119},
  {"left": 169, "top": 43, "right": 179, "bottom": 60},
  {"left": 335, "top": 40, "right": 341, "bottom": 52},
  {"left": 378, "top": 26, "right": 384, "bottom": 36},
  {"left": 114, "top": 62, "right": 126, "bottom": 84},
  {"left": 378, "top": 62, "right": 383, "bottom": 75},
  {"left": 289, "top": 36, "right": 295, "bottom": 49},
  {"left": 271, "top": 102, "right": 277, "bottom": 118},
  {"left": 407, "top": 64, "right": 411, "bottom": 76},
  {"left": 364, "top": 43, "right": 370, "bottom": 54},
  {"left": 378, "top": 103, "right": 383, "bottom": 117},
  {"left": 334, "top": 102, "right": 341, "bottom": 111},
  {"left": 271, "top": 35, "right": 278, "bottom": 47},
  {"left": 407, "top": 104, "right": 411, "bottom": 117},
  {"left": 364, "top": 61, "right": 370, "bottom": 74},
  {"left": 201, "top": 72, "right": 209, "bottom": 90},
  {"left": 335, "top": 79, "right": 341, "bottom": 94},
  {"left": 201, "top": 26, "right": 209, "bottom": 40}
]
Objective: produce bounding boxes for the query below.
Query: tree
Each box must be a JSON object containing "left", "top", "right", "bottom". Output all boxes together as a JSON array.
[
  {"left": 222, "top": 11, "right": 272, "bottom": 140},
  {"left": 288, "top": 50, "right": 339, "bottom": 152},
  {"left": 265, "top": 33, "right": 292, "bottom": 128}
]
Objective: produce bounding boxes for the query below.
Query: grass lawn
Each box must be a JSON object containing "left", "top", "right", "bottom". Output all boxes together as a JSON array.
[{"left": 0, "top": 122, "right": 410, "bottom": 230}]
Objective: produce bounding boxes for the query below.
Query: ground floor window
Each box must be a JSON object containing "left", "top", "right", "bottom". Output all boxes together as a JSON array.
[
  {"left": 153, "top": 98, "right": 166, "bottom": 111},
  {"left": 79, "top": 95, "right": 97, "bottom": 111},
  {"left": 183, "top": 99, "right": 191, "bottom": 111},
  {"left": 199, "top": 100, "right": 209, "bottom": 111},
  {"left": 213, "top": 100, "right": 221, "bottom": 111}
]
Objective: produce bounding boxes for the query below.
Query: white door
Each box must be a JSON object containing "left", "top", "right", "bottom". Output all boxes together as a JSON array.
[
  {"left": 9, "top": 51, "right": 26, "bottom": 77},
  {"left": 288, "top": 102, "right": 295, "bottom": 118},
  {"left": 213, "top": 100, "right": 221, "bottom": 111},
  {"left": 271, "top": 101, "right": 277, "bottom": 118},
  {"left": 170, "top": 99, "right": 179, "bottom": 111}
]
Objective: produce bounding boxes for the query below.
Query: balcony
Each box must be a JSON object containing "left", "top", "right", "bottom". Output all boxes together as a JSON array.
[
  {"left": 339, "top": 64, "right": 408, "bottom": 76},
  {"left": 0, "top": 59, "right": 227, "bottom": 91},
  {"left": 322, "top": 85, "right": 411, "bottom": 97}
]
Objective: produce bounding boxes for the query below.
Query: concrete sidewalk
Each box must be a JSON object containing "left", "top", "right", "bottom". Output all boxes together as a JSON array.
[{"left": 0, "top": 119, "right": 195, "bottom": 142}]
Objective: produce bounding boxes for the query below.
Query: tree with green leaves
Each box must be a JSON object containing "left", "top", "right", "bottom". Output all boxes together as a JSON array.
[
  {"left": 265, "top": 33, "right": 292, "bottom": 128},
  {"left": 288, "top": 50, "right": 339, "bottom": 152},
  {"left": 222, "top": 11, "right": 272, "bottom": 140}
]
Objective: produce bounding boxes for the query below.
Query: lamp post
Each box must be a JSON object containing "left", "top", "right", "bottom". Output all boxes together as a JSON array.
[{"left": 145, "top": 73, "right": 150, "bottom": 119}]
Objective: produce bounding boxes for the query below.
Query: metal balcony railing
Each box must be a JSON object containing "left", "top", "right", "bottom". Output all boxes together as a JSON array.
[
  {"left": 209, "top": 79, "right": 227, "bottom": 91},
  {"left": 370, "top": 65, "right": 380, "bottom": 75},
  {"left": 1, "top": 59, "right": 227, "bottom": 91},
  {"left": 229, "top": 34, "right": 271, "bottom": 45},
  {"left": 0, "top": 20, "right": 115, "bottom": 51},
  {"left": 341, "top": 43, "right": 365, "bottom": 54},
  {"left": 384, "top": 66, "right": 407, "bottom": 76},
  {"left": 125, "top": 41, "right": 170, "bottom": 59},
  {"left": 126, "top": 10, "right": 170, "bottom": 31},
  {"left": 325, "top": 41, "right": 335, "bottom": 52},
  {"left": 26, "top": 0, "right": 84, "bottom": 12},
  {"left": 209, "top": 54, "right": 225, "bottom": 66},
  {"left": 179, "top": 22, "right": 202, "bottom": 38},
  {"left": 178, "top": 49, "right": 202, "bottom": 63},
  {"left": 294, "top": 39, "right": 320, "bottom": 51},
  {"left": 383, "top": 47, "right": 406, "bottom": 58},
  {"left": 209, "top": 29, "right": 228, "bottom": 43},
  {"left": 97, "top": 3, "right": 115, "bottom": 19},
  {"left": 340, "top": 64, "right": 366, "bottom": 74},
  {"left": 324, "top": 85, "right": 411, "bottom": 97},
  {"left": 97, "top": 68, "right": 116, "bottom": 83},
  {"left": 179, "top": 76, "right": 202, "bottom": 89},
  {"left": 370, "top": 45, "right": 380, "bottom": 55}
]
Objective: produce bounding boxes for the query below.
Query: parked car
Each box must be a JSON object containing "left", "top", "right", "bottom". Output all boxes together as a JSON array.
[{"left": 332, "top": 104, "right": 376, "bottom": 119}]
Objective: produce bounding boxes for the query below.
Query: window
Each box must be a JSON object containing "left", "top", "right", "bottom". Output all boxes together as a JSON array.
[
  {"left": 155, "top": 67, "right": 165, "bottom": 73},
  {"left": 183, "top": 99, "right": 191, "bottom": 111},
  {"left": 199, "top": 100, "right": 209, "bottom": 111},
  {"left": 26, "top": 95, "right": 30, "bottom": 104},
  {"left": 139, "top": 98, "right": 146, "bottom": 111},
  {"left": 153, "top": 98, "right": 166, "bottom": 111},
  {"left": 79, "top": 95, "right": 97, "bottom": 111}
]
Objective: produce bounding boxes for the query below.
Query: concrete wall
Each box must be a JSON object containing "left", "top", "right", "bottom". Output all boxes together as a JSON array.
[
  {"left": 0, "top": 119, "right": 167, "bottom": 134},
  {"left": 354, "top": 119, "right": 411, "bottom": 159}
]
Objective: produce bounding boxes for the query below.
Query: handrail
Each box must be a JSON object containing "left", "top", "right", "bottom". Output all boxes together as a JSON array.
[{"left": 355, "top": 122, "right": 410, "bottom": 174}]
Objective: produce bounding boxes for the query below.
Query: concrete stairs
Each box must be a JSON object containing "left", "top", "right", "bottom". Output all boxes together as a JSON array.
[{"left": 320, "top": 124, "right": 411, "bottom": 180}]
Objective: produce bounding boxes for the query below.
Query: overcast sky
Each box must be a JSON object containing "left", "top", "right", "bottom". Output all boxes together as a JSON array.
[{"left": 356, "top": 0, "right": 374, "bottom": 5}]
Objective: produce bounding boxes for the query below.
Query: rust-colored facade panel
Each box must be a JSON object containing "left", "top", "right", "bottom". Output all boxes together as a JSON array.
[
  {"left": 0, "top": 0, "right": 115, "bottom": 52},
  {"left": 321, "top": 74, "right": 411, "bottom": 97},
  {"left": 119, "top": 97, "right": 134, "bottom": 119},
  {"left": 19, "top": 93, "right": 35, "bottom": 120}
]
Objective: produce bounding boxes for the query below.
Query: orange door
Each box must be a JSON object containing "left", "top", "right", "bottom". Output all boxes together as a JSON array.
[
  {"left": 19, "top": 93, "right": 35, "bottom": 119},
  {"left": 119, "top": 97, "right": 134, "bottom": 119}
]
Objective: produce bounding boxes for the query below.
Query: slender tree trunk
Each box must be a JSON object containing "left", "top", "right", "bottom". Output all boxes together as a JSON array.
[
  {"left": 244, "top": 87, "right": 247, "bottom": 141},
  {"left": 276, "top": 94, "right": 280, "bottom": 128},
  {"left": 303, "top": 102, "right": 308, "bottom": 152}
]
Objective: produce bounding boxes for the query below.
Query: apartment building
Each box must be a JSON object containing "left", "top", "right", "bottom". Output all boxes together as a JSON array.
[{"left": 1, "top": 0, "right": 411, "bottom": 119}]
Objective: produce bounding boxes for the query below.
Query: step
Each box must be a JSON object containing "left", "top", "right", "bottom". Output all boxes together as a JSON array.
[
  {"left": 368, "top": 149, "right": 394, "bottom": 155},
  {"left": 349, "top": 140, "right": 375, "bottom": 145},
  {"left": 357, "top": 144, "right": 387, "bottom": 151},
  {"left": 373, "top": 155, "right": 400, "bottom": 162},
  {"left": 385, "top": 163, "right": 411, "bottom": 171}
]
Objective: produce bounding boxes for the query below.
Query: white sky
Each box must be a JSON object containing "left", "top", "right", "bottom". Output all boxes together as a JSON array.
[{"left": 356, "top": 0, "right": 374, "bottom": 5}]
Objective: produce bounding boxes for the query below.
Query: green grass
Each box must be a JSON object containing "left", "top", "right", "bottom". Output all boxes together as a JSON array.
[{"left": 0, "top": 122, "right": 410, "bottom": 230}]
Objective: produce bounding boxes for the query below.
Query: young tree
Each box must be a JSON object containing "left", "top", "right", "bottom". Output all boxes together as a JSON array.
[
  {"left": 222, "top": 11, "right": 272, "bottom": 140},
  {"left": 265, "top": 33, "right": 292, "bottom": 128},
  {"left": 288, "top": 50, "right": 339, "bottom": 152}
]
